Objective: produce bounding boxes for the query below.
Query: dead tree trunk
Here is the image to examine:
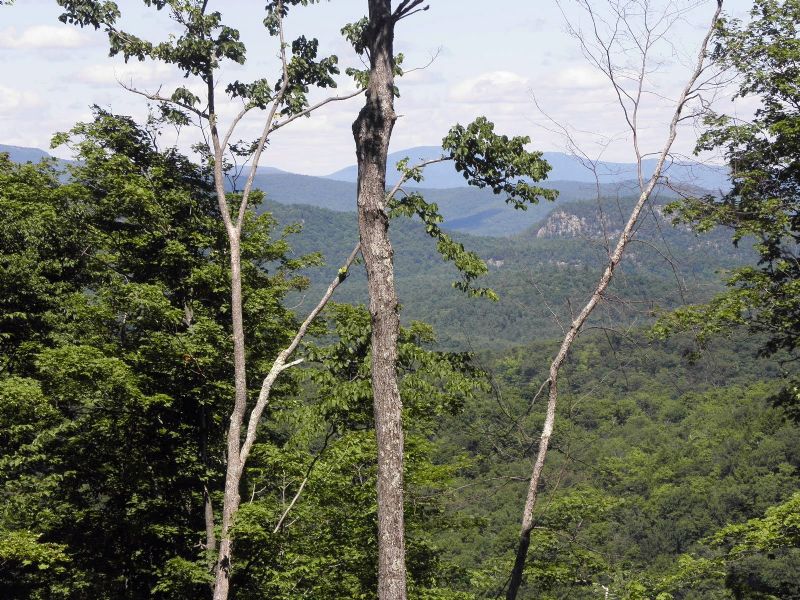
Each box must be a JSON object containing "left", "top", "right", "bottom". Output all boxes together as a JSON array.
[{"left": 505, "top": 2, "right": 723, "bottom": 598}]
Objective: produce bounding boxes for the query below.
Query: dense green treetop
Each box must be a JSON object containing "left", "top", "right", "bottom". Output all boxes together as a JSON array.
[{"left": 661, "top": 0, "right": 800, "bottom": 359}]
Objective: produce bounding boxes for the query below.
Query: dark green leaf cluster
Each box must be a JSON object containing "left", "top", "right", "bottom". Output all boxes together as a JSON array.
[
  {"left": 442, "top": 117, "right": 558, "bottom": 209},
  {"left": 277, "top": 36, "right": 340, "bottom": 116},
  {"left": 389, "top": 189, "right": 496, "bottom": 299},
  {"left": 387, "top": 119, "right": 557, "bottom": 298},
  {"left": 0, "top": 109, "right": 315, "bottom": 597},
  {"left": 341, "top": 16, "right": 369, "bottom": 56},
  {"left": 57, "top": 0, "right": 340, "bottom": 121},
  {"left": 263, "top": 0, "right": 322, "bottom": 36},
  {"left": 341, "top": 17, "right": 404, "bottom": 93},
  {"left": 58, "top": 1, "right": 246, "bottom": 80}
]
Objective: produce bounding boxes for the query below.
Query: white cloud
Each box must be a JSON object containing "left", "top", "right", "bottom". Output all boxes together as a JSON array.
[
  {"left": 0, "top": 25, "right": 90, "bottom": 50},
  {"left": 548, "top": 66, "right": 608, "bottom": 91},
  {"left": 0, "top": 86, "right": 45, "bottom": 115},
  {"left": 75, "top": 62, "right": 176, "bottom": 87},
  {"left": 449, "top": 71, "right": 531, "bottom": 104}
]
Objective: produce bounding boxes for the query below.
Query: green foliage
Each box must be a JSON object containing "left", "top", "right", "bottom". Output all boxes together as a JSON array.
[
  {"left": 57, "top": 0, "right": 340, "bottom": 123},
  {"left": 653, "top": 493, "right": 800, "bottom": 599},
  {"left": 272, "top": 192, "right": 750, "bottom": 350},
  {"left": 278, "top": 35, "right": 339, "bottom": 116},
  {"left": 389, "top": 189, "right": 496, "bottom": 299},
  {"left": 0, "top": 530, "right": 76, "bottom": 599},
  {"left": 341, "top": 16, "right": 404, "bottom": 93},
  {"left": 429, "top": 329, "right": 799, "bottom": 598},
  {"left": 0, "top": 111, "right": 496, "bottom": 597},
  {"left": 662, "top": 0, "right": 800, "bottom": 360},
  {"left": 714, "top": 492, "right": 800, "bottom": 554},
  {"left": 0, "top": 110, "right": 316, "bottom": 597},
  {"left": 442, "top": 117, "right": 558, "bottom": 208},
  {"left": 388, "top": 119, "right": 557, "bottom": 299}
]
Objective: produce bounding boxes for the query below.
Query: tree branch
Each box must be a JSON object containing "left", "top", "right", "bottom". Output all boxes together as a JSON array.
[
  {"left": 504, "top": 1, "right": 724, "bottom": 598},
  {"left": 238, "top": 243, "right": 362, "bottom": 468},
  {"left": 393, "top": 0, "right": 428, "bottom": 21},
  {"left": 386, "top": 156, "right": 451, "bottom": 202},
  {"left": 117, "top": 81, "right": 209, "bottom": 119},
  {"left": 269, "top": 88, "right": 366, "bottom": 134},
  {"left": 235, "top": 0, "right": 291, "bottom": 232}
]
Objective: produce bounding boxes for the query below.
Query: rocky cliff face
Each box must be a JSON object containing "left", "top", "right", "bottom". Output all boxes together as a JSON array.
[
  {"left": 530, "top": 202, "right": 731, "bottom": 259},
  {"left": 535, "top": 209, "right": 619, "bottom": 239}
]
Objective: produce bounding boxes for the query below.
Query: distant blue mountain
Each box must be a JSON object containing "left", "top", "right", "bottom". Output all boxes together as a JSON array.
[
  {"left": 326, "top": 145, "right": 730, "bottom": 192},
  {"left": 0, "top": 144, "right": 53, "bottom": 163},
  {"left": 2, "top": 142, "right": 726, "bottom": 237},
  {"left": 1, "top": 144, "right": 289, "bottom": 177}
]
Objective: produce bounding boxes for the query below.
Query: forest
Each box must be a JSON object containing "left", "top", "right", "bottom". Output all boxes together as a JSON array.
[{"left": 1, "top": 0, "right": 799, "bottom": 599}]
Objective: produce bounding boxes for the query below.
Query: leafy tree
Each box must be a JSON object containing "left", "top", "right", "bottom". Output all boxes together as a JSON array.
[
  {"left": 0, "top": 110, "right": 491, "bottom": 598},
  {"left": 54, "top": 2, "right": 364, "bottom": 596},
  {"left": 660, "top": 0, "right": 800, "bottom": 374},
  {"left": 655, "top": 493, "right": 800, "bottom": 599},
  {"left": 0, "top": 108, "right": 314, "bottom": 598}
]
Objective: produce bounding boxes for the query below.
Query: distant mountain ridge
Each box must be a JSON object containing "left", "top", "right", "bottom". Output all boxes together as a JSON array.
[
  {"left": 2, "top": 142, "right": 748, "bottom": 347},
  {"left": 266, "top": 194, "right": 750, "bottom": 348},
  {"left": 0, "top": 144, "right": 53, "bottom": 164},
  {"left": 2, "top": 143, "right": 724, "bottom": 238},
  {"left": 326, "top": 145, "right": 730, "bottom": 192}
]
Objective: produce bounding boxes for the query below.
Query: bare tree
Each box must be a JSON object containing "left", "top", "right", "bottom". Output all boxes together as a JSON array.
[{"left": 504, "top": 1, "right": 724, "bottom": 598}]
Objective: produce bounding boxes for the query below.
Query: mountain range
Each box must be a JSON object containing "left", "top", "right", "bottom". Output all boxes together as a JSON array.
[
  {"left": 2, "top": 143, "right": 729, "bottom": 238},
  {"left": 2, "top": 142, "right": 746, "bottom": 347},
  {"left": 0, "top": 144, "right": 52, "bottom": 164},
  {"left": 326, "top": 145, "right": 730, "bottom": 191}
]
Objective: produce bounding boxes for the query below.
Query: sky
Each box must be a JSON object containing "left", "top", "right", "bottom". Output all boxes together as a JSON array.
[{"left": 0, "top": 0, "right": 756, "bottom": 176}]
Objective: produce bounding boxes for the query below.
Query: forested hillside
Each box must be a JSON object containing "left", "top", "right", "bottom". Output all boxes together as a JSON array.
[
  {"left": 265, "top": 196, "right": 752, "bottom": 348},
  {"left": 0, "top": 151, "right": 770, "bottom": 599},
  {"left": 434, "top": 330, "right": 799, "bottom": 598}
]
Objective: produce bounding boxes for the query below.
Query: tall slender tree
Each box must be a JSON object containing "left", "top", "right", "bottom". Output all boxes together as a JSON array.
[
  {"left": 55, "top": 2, "right": 364, "bottom": 598},
  {"left": 352, "top": 2, "right": 418, "bottom": 596},
  {"left": 350, "top": 4, "right": 559, "bottom": 597}
]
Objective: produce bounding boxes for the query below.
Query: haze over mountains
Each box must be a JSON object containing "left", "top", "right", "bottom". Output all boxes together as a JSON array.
[
  {"left": 2, "top": 143, "right": 729, "bottom": 238},
  {"left": 326, "top": 145, "right": 730, "bottom": 191},
  {"left": 0, "top": 144, "right": 52, "bottom": 164}
]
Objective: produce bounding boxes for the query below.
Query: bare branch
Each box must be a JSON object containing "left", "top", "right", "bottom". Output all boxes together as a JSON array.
[
  {"left": 269, "top": 88, "right": 366, "bottom": 134},
  {"left": 386, "top": 156, "right": 451, "bottom": 202},
  {"left": 238, "top": 243, "right": 362, "bottom": 468},
  {"left": 393, "top": 0, "right": 428, "bottom": 21},
  {"left": 221, "top": 104, "right": 256, "bottom": 154},
  {"left": 272, "top": 425, "right": 336, "bottom": 533},
  {"left": 234, "top": 1, "right": 291, "bottom": 233},
  {"left": 272, "top": 477, "right": 307, "bottom": 534},
  {"left": 118, "top": 80, "right": 209, "bottom": 119}
]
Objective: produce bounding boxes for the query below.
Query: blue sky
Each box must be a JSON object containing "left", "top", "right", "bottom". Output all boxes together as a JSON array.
[{"left": 1, "top": 0, "right": 754, "bottom": 175}]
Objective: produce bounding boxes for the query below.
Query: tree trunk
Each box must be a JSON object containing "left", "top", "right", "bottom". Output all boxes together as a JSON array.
[
  {"left": 504, "top": 3, "right": 723, "bottom": 598},
  {"left": 213, "top": 233, "right": 247, "bottom": 600},
  {"left": 353, "top": 2, "right": 407, "bottom": 598}
]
